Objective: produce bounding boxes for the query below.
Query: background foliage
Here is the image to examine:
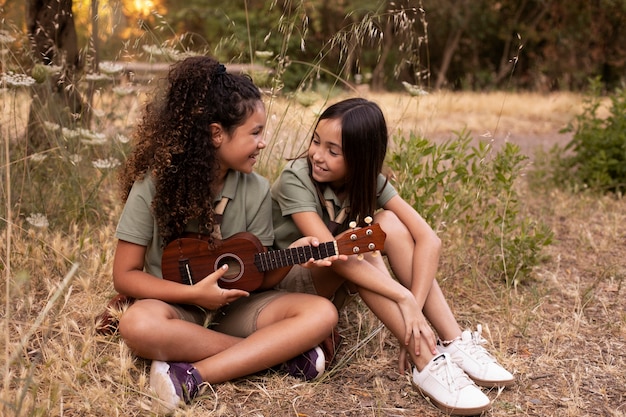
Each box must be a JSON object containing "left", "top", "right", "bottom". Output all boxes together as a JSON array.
[{"left": 2, "top": 0, "right": 626, "bottom": 92}]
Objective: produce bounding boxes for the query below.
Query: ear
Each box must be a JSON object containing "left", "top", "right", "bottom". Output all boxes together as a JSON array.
[{"left": 210, "top": 123, "right": 224, "bottom": 147}]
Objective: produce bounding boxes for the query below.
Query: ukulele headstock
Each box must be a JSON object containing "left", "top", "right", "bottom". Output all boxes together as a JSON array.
[{"left": 336, "top": 216, "right": 386, "bottom": 258}]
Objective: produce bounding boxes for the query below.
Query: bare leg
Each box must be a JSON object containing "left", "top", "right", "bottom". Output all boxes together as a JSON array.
[
  {"left": 359, "top": 287, "right": 435, "bottom": 370},
  {"left": 375, "top": 210, "right": 462, "bottom": 341},
  {"left": 119, "top": 299, "right": 241, "bottom": 361},
  {"left": 194, "top": 293, "right": 337, "bottom": 383}
]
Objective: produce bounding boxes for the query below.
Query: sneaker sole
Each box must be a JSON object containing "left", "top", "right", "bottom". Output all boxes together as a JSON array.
[
  {"left": 470, "top": 375, "right": 516, "bottom": 388},
  {"left": 150, "top": 361, "right": 181, "bottom": 412},
  {"left": 411, "top": 381, "right": 492, "bottom": 416}
]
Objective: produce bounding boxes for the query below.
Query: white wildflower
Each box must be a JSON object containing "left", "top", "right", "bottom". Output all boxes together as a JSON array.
[
  {"left": 142, "top": 45, "right": 180, "bottom": 59},
  {"left": 92, "top": 157, "right": 121, "bottom": 169},
  {"left": 61, "top": 127, "right": 80, "bottom": 139},
  {"left": 174, "top": 50, "right": 198, "bottom": 61},
  {"left": 113, "top": 85, "right": 137, "bottom": 96},
  {"left": 1, "top": 72, "right": 36, "bottom": 88},
  {"left": 26, "top": 213, "right": 49, "bottom": 228},
  {"left": 0, "top": 30, "right": 16, "bottom": 43},
  {"left": 142, "top": 44, "right": 164, "bottom": 56},
  {"left": 43, "top": 121, "right": 61, "bottom": 132},
  {"left": 78, "top": 128, "right": 107, "bottom": 145},
  {"left": 98, "top": 61, "right": 124, "bottom": 75},
  {"left": 116, "top": 133, "right": 130, "bottom": 144},
  {"left": 401, "top": 81, "right": 428, "bottom": 97},
  {"left": 163, "top": 48, "right": 181, "bottom": 60},
  {"left": 255, "top": 50, "right": 274, "bottom": 59}
]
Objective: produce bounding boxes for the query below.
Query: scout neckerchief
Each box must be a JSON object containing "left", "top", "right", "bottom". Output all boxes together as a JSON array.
[
  {"left": 211, "top": 196, "right": 229, "bottom": 240},
  {"left": 315, "top": 184, "right": 349, "bottom": 235},
  {"left": 324, "top": 199, "right": 348, "bottom": 235}
]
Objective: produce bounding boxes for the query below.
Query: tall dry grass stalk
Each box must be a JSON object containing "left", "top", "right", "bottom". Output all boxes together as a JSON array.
[{"left": 2, "top": 86, "right": 12, "bottom": 409}]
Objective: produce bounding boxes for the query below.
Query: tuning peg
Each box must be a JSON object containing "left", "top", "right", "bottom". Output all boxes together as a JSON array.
[
  {"left": 357, "top": 254, "right": 364, "bottom": 260},
  {"left": 349, "top": 221, "right": 357, "bottom": 229},
  {"left": 364, "top": 216, "right": 373, "bottom": 225}
]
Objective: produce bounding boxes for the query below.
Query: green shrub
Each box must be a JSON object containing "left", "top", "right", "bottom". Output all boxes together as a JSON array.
[
  {"left": 387, "top": 130, "right": 553, "bottom": 287},
  {"left": 558, "top": 78, "right": 626, "bottom": 194}
]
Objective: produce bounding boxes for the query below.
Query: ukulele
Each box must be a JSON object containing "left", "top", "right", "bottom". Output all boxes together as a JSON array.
[{"left": 161, "top": 220, "right": 386, "bottom": 291}]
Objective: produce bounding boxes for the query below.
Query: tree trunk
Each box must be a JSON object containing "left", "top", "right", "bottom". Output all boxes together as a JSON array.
[
  {"left": 434, "top": 27, "right": 463, "bottom": 90},
  {"left": 26, "top": 0, "right": 85, "bottom": 153}
]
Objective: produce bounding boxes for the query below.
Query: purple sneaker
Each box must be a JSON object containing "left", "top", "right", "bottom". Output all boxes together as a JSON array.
[
  {"left": 150, "top": 360, "right": 203, "bottom": 411},
  {"left": 283, "top": 346, "right": 325, "bottom": 381}
]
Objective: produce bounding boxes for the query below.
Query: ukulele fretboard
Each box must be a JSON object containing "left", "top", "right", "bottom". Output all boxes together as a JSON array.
[{"left": 254, "top": 241, "right": 338, "bottom": 272}]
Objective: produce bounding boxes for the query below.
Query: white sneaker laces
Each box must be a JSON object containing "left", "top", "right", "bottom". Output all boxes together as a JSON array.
[
  {"left": 458, "top": 325, "right": 496, "bottom": 365},
  {"left": 430, "top": 354, "right": 473, "bottom": 390}
]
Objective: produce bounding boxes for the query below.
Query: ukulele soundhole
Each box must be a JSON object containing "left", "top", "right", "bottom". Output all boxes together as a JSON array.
[{"left": 214, "top": 253, "right": 244, "bottom": 283}]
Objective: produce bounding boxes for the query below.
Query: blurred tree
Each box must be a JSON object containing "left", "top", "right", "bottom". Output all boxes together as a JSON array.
[
  {"left": 26, "top": 0, "right": 85, "bottom": 153},
  {"left": 27, "top": 0, "right": 80, "bottom": 68}
]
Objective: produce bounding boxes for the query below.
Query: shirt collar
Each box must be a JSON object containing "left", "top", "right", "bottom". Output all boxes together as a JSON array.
[{"left": 214, "top": 169, "right": 239, "bottom": 204}]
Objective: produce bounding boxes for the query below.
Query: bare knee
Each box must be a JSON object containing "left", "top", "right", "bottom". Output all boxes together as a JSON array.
[
  {"left": 293, "top": 295, "right": 338, "bottom": 330},
  {"left": 118, "top": 300, "right": 173, "bottom": 352},
  {"left": 375, "top": 210, "right": 412, "bottom": 245},
  {"left": 317, "top": 296, "right": 339, "bottom": 328},
  {"left": 263, "top": 293, "right": 338, "bottom": 333}
]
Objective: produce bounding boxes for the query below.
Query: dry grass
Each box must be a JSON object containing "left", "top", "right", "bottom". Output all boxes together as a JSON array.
[{"left": 1, "top": 91, "right": 625, "bottom": 416}]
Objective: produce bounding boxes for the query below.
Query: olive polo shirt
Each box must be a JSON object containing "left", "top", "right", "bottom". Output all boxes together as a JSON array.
[
  {"left": 271, "top": 158, "right": 397, "bottom": 250},
  {"left": 115, "top": 170, "right": 273, "bottom": 278}
]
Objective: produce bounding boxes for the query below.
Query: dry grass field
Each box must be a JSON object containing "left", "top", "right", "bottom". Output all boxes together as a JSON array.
[{"left": 1, "top": 90, "right": 624, "bottom": 416}]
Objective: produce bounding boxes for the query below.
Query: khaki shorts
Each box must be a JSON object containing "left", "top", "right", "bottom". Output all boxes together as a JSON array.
[
  {"left": 170, "top": 303, "right": 214, "bottom": 327},
  {"left": 276, "top": 265, "right": 357, "bottom": 311},
  {"left": 209, "top": 290, "right": 287, "bottom": 338},
  {"left": 171, "top": 291, "right": 287, "bottom": 338}
]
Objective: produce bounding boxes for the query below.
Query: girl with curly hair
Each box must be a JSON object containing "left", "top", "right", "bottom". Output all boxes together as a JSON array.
[
  {"left": 113, "top": 56, "right": 339, "bottom": 412},
  {"left": 271, "top": 98, "right": 515, "bottom": 415}
]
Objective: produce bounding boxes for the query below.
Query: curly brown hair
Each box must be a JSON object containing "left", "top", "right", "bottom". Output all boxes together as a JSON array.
[{"left": 118, "top": 56, "right": 262, "bottom": 246}]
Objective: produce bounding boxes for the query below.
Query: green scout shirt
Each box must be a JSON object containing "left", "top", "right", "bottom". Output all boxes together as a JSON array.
[
  {"left": 115, "top": 170, "right": 273, "bottom": 278},
  {"left": 271, "top": 158, "right": 397, "bottom": 250}
]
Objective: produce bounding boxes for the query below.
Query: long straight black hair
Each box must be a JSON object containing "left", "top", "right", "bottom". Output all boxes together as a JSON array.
[{"left": 309, "top": 98, "right": 388, "bottom": 226}]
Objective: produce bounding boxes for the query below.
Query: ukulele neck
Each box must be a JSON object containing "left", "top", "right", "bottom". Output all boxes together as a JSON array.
[{"left": 254, "top": 241, "right": 338, "bottom": 272}]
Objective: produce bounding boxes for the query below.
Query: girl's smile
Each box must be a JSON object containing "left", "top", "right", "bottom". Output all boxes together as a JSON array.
[
  {"left": 308, "top": 118, "right": 346, "bottom": 190},
  {"left": 215, "top": 100, "right": 267, "bottom": 178}
]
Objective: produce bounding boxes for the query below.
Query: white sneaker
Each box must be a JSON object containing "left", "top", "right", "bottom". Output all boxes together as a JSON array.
[
  {"left": 438, "top": 325, "right": 515, "bottom": 388},
  {"left": 412, "top": 353, "right": 491, "bottom": 416}
]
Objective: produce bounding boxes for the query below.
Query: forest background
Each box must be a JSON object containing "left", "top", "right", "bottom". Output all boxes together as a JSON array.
[
  {"left": 0, "top": 1, "right": 625, "bottom": 416},
  {"left": 2, "top": 0, "right": 626, "bottom": 93}
]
